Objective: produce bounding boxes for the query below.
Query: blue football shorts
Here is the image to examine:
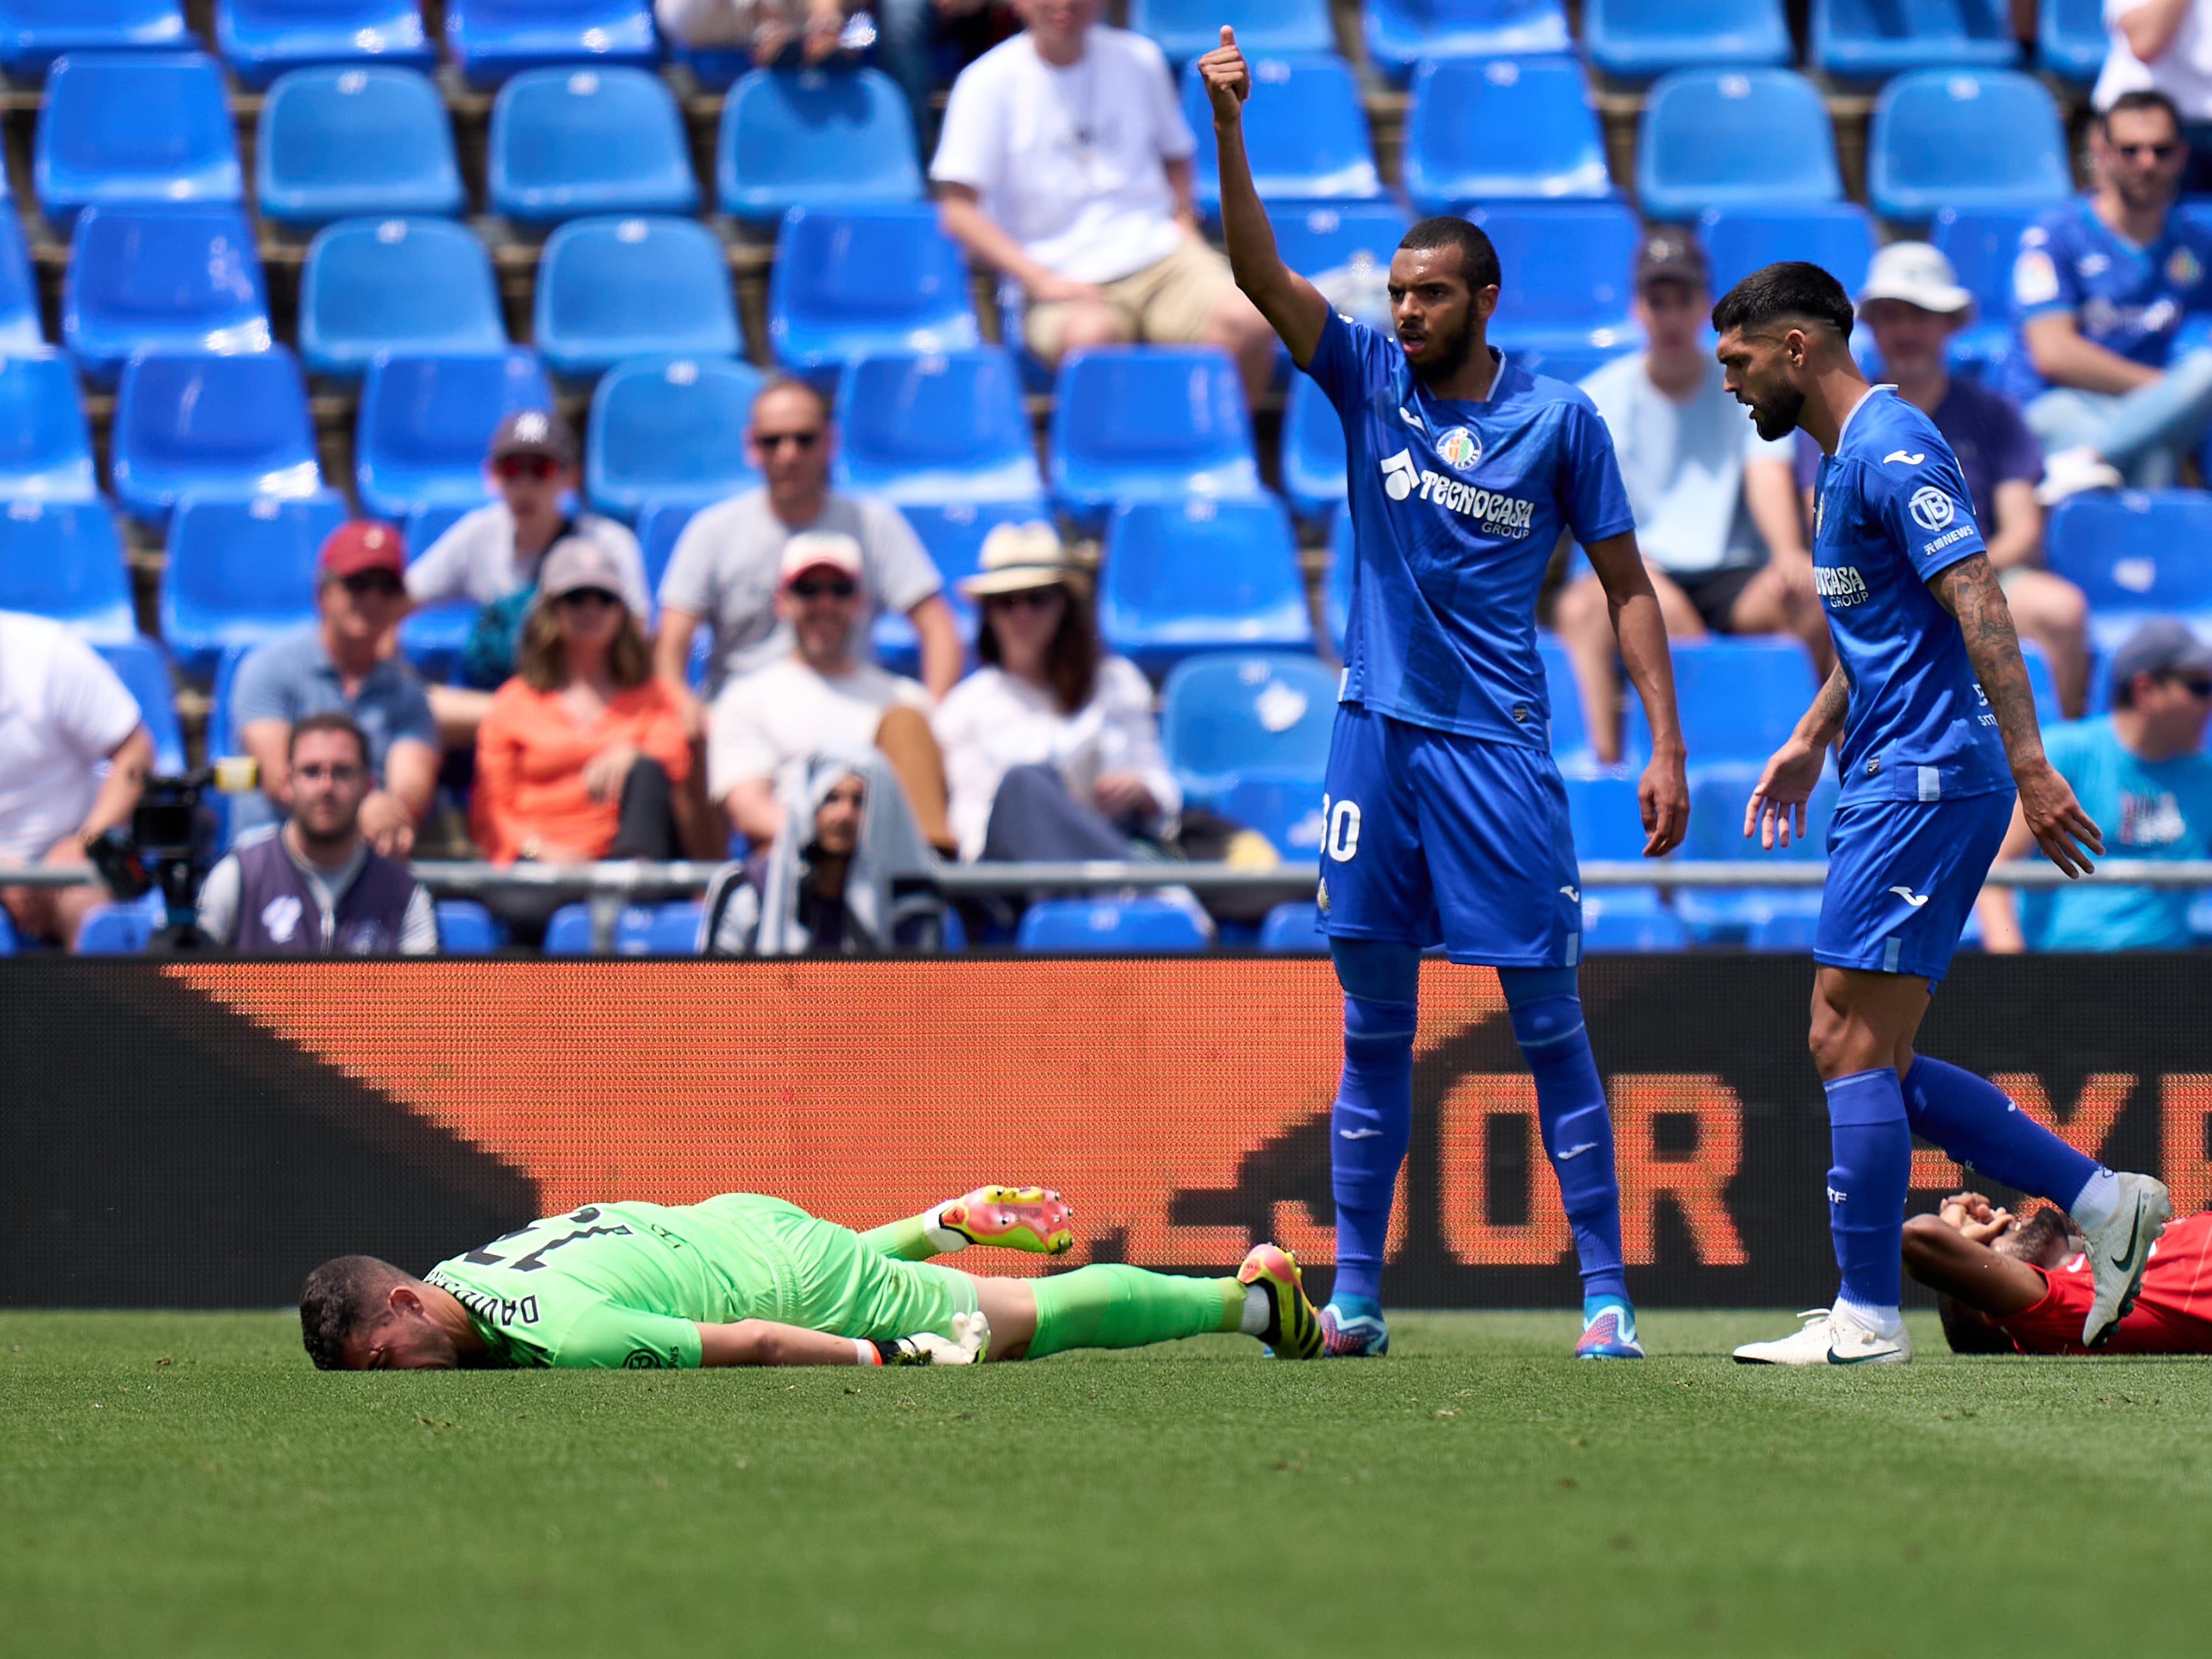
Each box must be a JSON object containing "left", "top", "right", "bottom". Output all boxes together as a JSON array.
[
  {"left": 1814, "top": 791, "right": 2015, "bottom": 985},
  {"left": 1316, "top": 701, "right": 1582, "bottom": 968}
]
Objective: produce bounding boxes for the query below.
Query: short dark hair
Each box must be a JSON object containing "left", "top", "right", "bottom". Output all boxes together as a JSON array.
[
  {"left": 287, "top": 710, "right": 369, "bottom": 767},
  {"left": 2100, "top": 88, "right": 2182, "bottom": 139},
  {"left": 1710, "top": 260, "right": 1855, "bottom": 343},
  {"left": 1399, "top": 217, "right": 1501, "bottom": 292},
  {"left": 300, "top": 1255, "right": 409, "bottom": 1370}
]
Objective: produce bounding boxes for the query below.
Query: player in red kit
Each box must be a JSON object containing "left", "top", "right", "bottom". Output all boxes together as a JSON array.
[{"left": 1904, "top": 1189, "right": 2212, "bottom": 1355}]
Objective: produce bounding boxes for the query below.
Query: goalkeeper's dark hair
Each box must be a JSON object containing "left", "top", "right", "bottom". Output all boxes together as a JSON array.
[
  {"left": 300, "top": 1255, "right": 409, "bottom": 1370},
  {"left": 1710, "top": 261, "right": 1854, "bottom": 344},
  {"left": 1399, "top": 217, "right": 1500, "bottom": 293}
]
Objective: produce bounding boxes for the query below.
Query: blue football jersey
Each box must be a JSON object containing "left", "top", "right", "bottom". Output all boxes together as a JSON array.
[
  {"left": 1808, "top": 387, "right": 2011, "bottom": 806},
  {"left": 1308, "top": 311, "right": 1634, "bottom": 744},
  {"left": 2012, "top": 198, "right": 2212, "bottom": 370}
]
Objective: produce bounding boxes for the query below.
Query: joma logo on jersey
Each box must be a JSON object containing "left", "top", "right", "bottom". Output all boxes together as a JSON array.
[{"left": 1813, "top": 565, "right": 1869, "bottom": 606}]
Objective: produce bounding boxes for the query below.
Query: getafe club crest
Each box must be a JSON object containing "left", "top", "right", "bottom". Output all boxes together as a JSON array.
[{"left": 1434, "top": 426, "right": 1481, "bottom": 471}]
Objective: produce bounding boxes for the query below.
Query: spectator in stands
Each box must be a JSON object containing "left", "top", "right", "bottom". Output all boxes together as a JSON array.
[
  {"left": 472, "top": 539, "right": 704, "bottom": 867},
  {"left": 654, "top": 378, "right": 960, "bottom": 707},
  {"left": 197, "top": 712, "right": 436, "bottom": 954},
  {"left": 708, "top": 533, "right": 953, "bottom": 853},
  {"left": 1796, "top": 243, "right": 2091, "bottom": 718},
  {"left": 231, "top": 521, "right": 439, "bottom": 856},
  {"left": 0, "top": 609, "right": 151, "bottom": 951},
  {"left": 930, "top": 0, "right": 1277, "bottom": 401},
  {"left": 406, "top": 411, "right": 651, "bottom": 743},
  {"left": 2015, "top": 88, "right": 2212, "bottom": 500},
  {"left": 932, "top": 520, "right": 1178, "bottom": 861},
  {"left": 1978, "top": 619, "right": 2212, "bottom": 951},
  {"left": 1552, "top": 231, "right": 1828, "bottom": 763},
  {"left": 2096, "top": 0, "right": 2212, "bottom": 194}
]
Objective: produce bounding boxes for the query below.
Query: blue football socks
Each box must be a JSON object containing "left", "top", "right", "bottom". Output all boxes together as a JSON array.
[
  {"left": 1328, "top": 990, "right": 1416, "bottom": 1305},
  {"left": 1902, "top": 1055, "right": 2103, "bottom": 1214},
  {"left": 1823, "top": 1067, "right": 1913, "bottom": 1312},
  {"left": 1501, "top": 968, "right": 1629, "bottom": 1304}
]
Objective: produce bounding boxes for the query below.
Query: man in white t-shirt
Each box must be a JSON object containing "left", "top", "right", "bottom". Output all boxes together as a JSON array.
[
  {"left": 1550, "top": 231, "right": 1829, "bottom": 762},
  {"left": 930, "top": 0, "right": 1275, "bottom": 399},
  {"left": 0, "top": 610, "right": 153, "bottom": 949},
  {"left": 654, "top": 377, "right": 960, "bottom": 705},
  {"left": 2098, "top": 0, "right": 2212, "bottom": 190},
  {"left": 708, "top": 535, "right": 951, "bottom": 851}
]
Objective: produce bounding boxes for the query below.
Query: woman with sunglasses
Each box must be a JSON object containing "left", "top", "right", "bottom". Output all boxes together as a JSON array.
[
  {"left": 931, "top": 521, "right": 1179, "bottom": 862},
  {"left": 472, "top": 540, "right": 710, "bottom": 893}
]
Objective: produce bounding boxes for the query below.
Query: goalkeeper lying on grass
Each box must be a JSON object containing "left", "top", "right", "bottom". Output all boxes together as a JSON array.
[{"left": 301, "top": 1189, "right": 1323, "bottom": 1370}]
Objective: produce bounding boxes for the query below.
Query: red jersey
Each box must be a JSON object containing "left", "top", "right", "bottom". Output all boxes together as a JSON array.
[{"left": 2000, "top": 1210, "right": 2212, "bottom": 1356}]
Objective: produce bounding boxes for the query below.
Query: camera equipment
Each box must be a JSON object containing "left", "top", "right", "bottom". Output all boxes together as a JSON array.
[{"left": 85, "top": 770, "right": 214, "bottom": 952}]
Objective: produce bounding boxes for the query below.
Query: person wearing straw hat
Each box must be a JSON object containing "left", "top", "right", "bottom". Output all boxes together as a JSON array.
[{"left": 932, "top": 520, "right": 1179, "bottom": 863}]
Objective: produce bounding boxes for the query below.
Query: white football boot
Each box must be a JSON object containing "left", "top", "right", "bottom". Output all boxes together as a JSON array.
[
  {"left": 2079, "top": 1172, "right": 2173, "bottom": 1347},
  {"left": 1732, "top": 1306, "right": 1911, "bottom": 1366}
]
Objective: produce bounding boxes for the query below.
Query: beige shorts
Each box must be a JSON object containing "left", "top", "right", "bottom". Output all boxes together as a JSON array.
[{"left": 1023, "top": 238, "right": 1239, "bottom": 361}]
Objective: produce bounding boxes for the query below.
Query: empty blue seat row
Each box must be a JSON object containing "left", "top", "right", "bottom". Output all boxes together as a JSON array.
[
  {"left": 0, "top": 499, "right": 136, "bottom": 641},
  {"left": 1017, "top": 898, "right": 1210, "bottom": 954},
  {"left": 444, "top": 0, "right": 657, "bottom": 89},
  {"left": 257, "top": 65, "right": 463, "bottom": 226},
  {"left": 299, "top": 216, "right": 506, "bottom": 378},
  {"left": 1365, "top": 0, "right": 1569, "bottom": 85},
  {"left": 585, "top": 354, "right": 763, "bottom": 520},
  {"left": 489, "top": 65, "right": 698, "bottom": 223},
  {"left": 356, "top": 349, "right": 554, "bottom": 521},
  {"left": 1811, "top": 0, "right": 2019, "bottom": 80},
  {"left": 1098, "top": 498, "right": 1311, "bottom": 675},
  {"left": 2046, "top": 492, "right": 2212, "bottom": 649},
  {"left": 218, "top": 1, "right": 434, "bottom": 89},
  {"left": 1129, "top": 0, "right": 1333, "bottom": 62},
  {"left": 1049, "top": 346, "right": 1261, "bottom": 526},
  {"left": 95, "top": 635, "right": 187, "bottom": 773},
  {"left": 1181, "top": 53, "right": 1380, "bottom": 218},
  {"left": 36, "top": 51, "right": 240, "bottom": 227},
  {"left": 1583, "top": 0, "right": 1790, "bottom": 79},
  {"left": 63, "top": 205, "right": 270, "bottom": 384},
  {"left": 0, "top": 354, "right": 95, "bottom": 501},
  {"left": 1404, "top": 54, "right": 1610, "bottom": 215},
  {"left": 112, "top": 348, "right": 322, "bottom": 524},
  {"left": 0, "top": 1, "right": 188, "bottom": 79},
  {"left": 768, "top": 205, "right": 980, "bottom": 374},
  {"left": 161, "top": 490, "right": 348, "bottom": 672},
  {"left": 544, "top": 901, "right": 707, "bottom": 954},
  {"left": 1161, "top": 652, "right": 1336, "bottom": 855}
]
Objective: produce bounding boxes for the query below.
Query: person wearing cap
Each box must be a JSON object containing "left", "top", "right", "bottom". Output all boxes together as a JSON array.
[
  {"left": 708, "top": 533, "right": 952, "bottom": 853},
  {"left": 1978, "top": 617, "right": 2212, "bottom": 951},
  {"left": 1795, "top": 242, "right": 2091, "bottom": 718},
  {"left": 2014, "top": 88, "right": 2212, "bottom": 500},
  {"left": 931, "top": 521, "right": 1179, "bottom": 861},
  {"left": 406, "top": 408, "right": 653, "bottom": 741},
  {"left": 471, "top": 538, "right": 705, "bottom": 875},
  {"left": 229, "top": 520, "right": 441, "bottom": 854},
  {"left": 1553, "top": 230, "right": 1829, "bottom": 763},
  {"left": 653, "top": 377, "right": 961, "bottom": 707}
]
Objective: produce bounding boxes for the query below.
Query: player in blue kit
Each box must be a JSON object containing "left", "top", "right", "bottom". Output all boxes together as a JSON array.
[
  {"left": 1199, "top": 29, "right": 1690, "bottom": 1360},
  {"left": 1713, "top": 264, "right": 2172, "bottom": 1366}
]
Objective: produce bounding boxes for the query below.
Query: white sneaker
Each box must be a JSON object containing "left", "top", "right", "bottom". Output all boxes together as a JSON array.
[
  {"left": 2078, "top": 1172, "right": 2172, "bottom": 1347},
  {"left": 2034, "top": 446, "right": 2123, "bottom": 505},
  {"left": 1732, "top": 1308, "right": 1912, "bottom": 1366}
]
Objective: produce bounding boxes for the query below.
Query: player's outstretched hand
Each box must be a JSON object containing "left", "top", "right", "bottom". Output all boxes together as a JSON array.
[
  {"left": 894, "top": 1310, "right": 990, "bottom": 1366},
  {"left": 1638, "top": 748, "right": 1689, "bottom": 858},
  {"left": 1196, "top": 25, "right": 1249, "bottom": 123},
  {"left": 1743, "top": 734, "right": 1826, "bottom": 850},
  {"left": 2015, "top": 757, "right": 2103, "bottom": 878}
]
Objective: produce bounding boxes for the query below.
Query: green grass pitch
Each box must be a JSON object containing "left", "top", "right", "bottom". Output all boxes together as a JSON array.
[{"left": 5, "top": 1309, "right": 2208, "bottom": 1657}]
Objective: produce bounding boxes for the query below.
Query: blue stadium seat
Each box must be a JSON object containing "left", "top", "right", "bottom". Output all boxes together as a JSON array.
[
  {"left": 160, "top": 492, "right": 349, "bottom": 672},
  {"left": 717, "top": 68, "right": 923, "bottom": 222},
  {"left": 397, "top": 502, "right": 473, "bottom": 667},
  {"left": 1048, "top": 347, "right": 1261, "bottom": 525},
  {"left": 646, "top": 901, "right": 703, "bottom": 953},
  {"left": 297, "top": 216, "right": 506, "bottom": 378},
  {"left": 1280, "top": 372, "right": 1345, "bottom": 521},
  {"left": 1184, "top": 54, "right": 1380, "bottom": 218},
  {"left": 535, "top": 216, "right": 742, "bottom": 380},
  {"left": 1581, "top": 892, "right": 1689, "bottom": 952},
  {"left": 0, "top": 902, "right": 15, "bottom": 955},
  {"left": 1325, "top": 503, "right": 1354, "bottom": 653},
  {"left": 255, "top": 65, "right": 463, "bottom": 227},
  {"left": 769, "top": 206, "right": 980, "bottom": 374},
  {"left": 76, "top": 890, "right": 164, "bottom": 955},
  {"left": 1637, "top": 68, "right": 1842, "bottom": 221},
  {"left": 1868, "top": 70, "right": 2070, "bottom": 222},
  {"left": 489, "top": 66, "right": 698, "bottom": 224},
  {"left": 1402, "top": 55, "right": 1609, "bottom": 214},
  {"left": 0, "top": 500, "right": 136, "bottom": 641},
  {"left": 1811, "top": 0, "right": 2019, "bottom": 79},
  {"left": 1564, "top": 770, "right": 1664, "bottom": 862},
  {"left": 95, "top": 636, "right": 186, "bottom": 772},
  {"left": 0, "top": 211, "right": 43, "bottom": 353},
  {"left": 1931, "top": 207, "right": 2039, "bottom": 380},
  {"left": 1563, "top": 773, "right": 1674, "bottom": 947},
  {"left": 434, "top": 899, "right": 504, "bottom": 953},
  {"left": 1467, "top": 202, "right": 1643, "bottom": 380},
  {"left": 880, "top": 500, "right": 1053, "bottom": 655},
  {"left": 35, "top": 51, "right": 240, "bottom": 227},
  {"left": 2045, "top": 491, "right": 2212, "bottom": 649},
  {"left": 111, "top": 349, "right": 322, "bottom": 524},
  {"left": 1364, "top": 0, "right": 1569, "bottom": 84},
  {"left": 585, "top": 355, "right": 763, "bottom": 520},
  {"left": 356, "top": 350, "right": 552, "bottom": 520},
  {"left": 1537, "top": 635, "right": 1593, "bottom": 765},
  {"left": 0, "top": 356, "right": 96, "bottom": 502},
  {"left": 1676, "top": 758, "right": 1832, "bottom": 942},
  {"left": 1268, "top": 200, "right": 1411, "bottom": 283},
  {"left": 1583, "top": 0, "right": 1790, "bottom": 78},
  {"left": 442, "top": 0, "right": 657, "bottom": 88},
  {"left": 62, "top": 205, "right": 272, "bottom": 385},
  {"left": 1257, "top": 899, "right": 1327, "bottom": 953},
  {"left": 1131, "top": 0, "right": 1332, "bottom": 61},
  {"left": 1099, "top": 498, "right": 1312, "bottom": 674},
  {"left": 2038, "top": 0, "right": 2105, "bottom": 84},
  {"left": 1161, "top": 652, "right": 1334, "bottom": 851},
  {"left": 2018, "top": 635, "right": 2062, "bottom": 728},
  {"left": 1698, "top": 204, "right": 1876, "bottom": 301},
  {"left": 0, "top": 2, "right": 187, "bottom": 78},
  {"left": 1624, "top": 637, "right": 1817, "bottom": 765},
  {"left": 217, "top": 2, "right": 435, "bottom": 88},
  {"left": 832, "top": 348, "right": 1040, "bottom": 504},
  {"left": 635, "top": 501, "right": 692, "bottom": 595},
  {"left": 1016, "top": 897, "right": 1210, "bottom": 953},
  {"left": 544, "top": 902, "right": 662, "bottom": 955}
]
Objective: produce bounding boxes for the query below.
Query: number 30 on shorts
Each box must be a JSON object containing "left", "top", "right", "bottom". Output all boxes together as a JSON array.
[{"left": 1319, "top": 795, "right": 1361, "bottom": 863}]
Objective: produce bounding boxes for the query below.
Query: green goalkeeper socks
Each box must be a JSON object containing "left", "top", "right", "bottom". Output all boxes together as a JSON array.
[
  {"left": 1025, "top": 1265, "right": 1245, "bottom": 1359},
  {"left": 858, "top": 1212, "right": 948, "bottom": 1262}
]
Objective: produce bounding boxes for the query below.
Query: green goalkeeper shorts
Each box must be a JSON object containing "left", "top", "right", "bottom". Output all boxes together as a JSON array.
[{"left": 691, "top": 1193, "right": 978, "bottom": 1340}]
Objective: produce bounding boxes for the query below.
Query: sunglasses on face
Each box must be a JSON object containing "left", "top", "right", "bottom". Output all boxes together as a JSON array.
[
  {"left": 2172, "top": 674, "right": 2212, "bottom": 698},
  {"left": 556, "top": 587, "right": 621, "bottom": 611},
  {"left": 788, "top": 578, "right": 856, "bottom": 600},
  {"left": 757, "top": 429, "right": 822, "bottom": 452},
  {"left": 986, "top": 588, "right": 1061, "bottom": 612},
  {"left": 339, "top": 571, "right": 404, "bottom": 598},
  {"left": 494, "top": 454, "right": 563, "bottom": 482}
]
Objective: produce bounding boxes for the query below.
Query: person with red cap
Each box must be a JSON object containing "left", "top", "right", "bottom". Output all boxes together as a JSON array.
[{"left": 227, "top": 520, "right": 441, "bottom": 856}]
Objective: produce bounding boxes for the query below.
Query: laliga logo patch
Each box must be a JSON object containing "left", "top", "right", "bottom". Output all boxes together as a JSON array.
[
  {"left": 1908, "top": 486, "right": 1955, "bottom": 532},
  {"left": 2170, "top": 245, "right": 2204, "bottom": 289},
  {"left": 1434, "top": 425, "right": 1481, "bottom": 471}
]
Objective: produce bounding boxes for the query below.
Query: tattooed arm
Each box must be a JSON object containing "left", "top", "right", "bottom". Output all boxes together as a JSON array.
[
  {"left": 1744, "top": 661, "right": 1849, "bottom": 849},
  {"left": 1929, "top": 552, "right": 2103, "bottom": 876}
]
